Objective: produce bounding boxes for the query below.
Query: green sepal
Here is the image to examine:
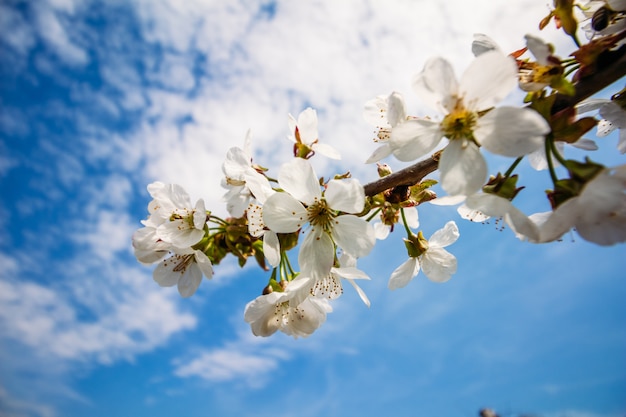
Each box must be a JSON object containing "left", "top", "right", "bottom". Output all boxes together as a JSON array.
[
  {"left": 482, "top": 173, "right": 524, "bottom": 200},
  {"left": 551, "top": 76, "right": 575, "bottom": 96},
  {"left": 403, "top": 231, "right": 428, "bottom": 258},
  {"left": 563, "top": 157, "right": 605, "bottom": 182},
  {"left": 554, "top": 117, "right": 597, "bottom": 144}
]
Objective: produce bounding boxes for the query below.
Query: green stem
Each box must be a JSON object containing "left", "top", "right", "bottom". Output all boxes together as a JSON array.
[
  {"left": 545, "top": 135, "right": 560, "bottom": 185},
  {"left": 400, "top": 208, "right": 413, "bottom": 236},
  {"left": 366, "top": 207, "right": 381, "bottom": 222},
  {"left": 504, "top": 157, "right": 523, "bottom": 178}
]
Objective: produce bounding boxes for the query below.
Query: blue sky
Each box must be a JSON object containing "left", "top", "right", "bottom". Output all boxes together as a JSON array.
[{"left": 1, "top": 1, "right": 625, "bottom": 416}]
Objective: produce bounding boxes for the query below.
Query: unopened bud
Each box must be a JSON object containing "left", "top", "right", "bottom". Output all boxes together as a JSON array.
[{"left": 377, "top": 163, "right": 393, "bottom": 177}]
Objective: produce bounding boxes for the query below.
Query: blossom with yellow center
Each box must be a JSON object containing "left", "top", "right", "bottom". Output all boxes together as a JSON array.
[
  {"left": 389, "top": 51, "right": 550, "bottom": 196},
  {"left": 261, "top": 158, "right": 375, "bottom": 280}
]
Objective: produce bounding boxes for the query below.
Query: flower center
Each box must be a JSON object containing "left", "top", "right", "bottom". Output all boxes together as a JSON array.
[
  {"left": 310, "top": 275, "right": 343, "bottom": 299},
  {"left": 171, "top": 254, "right": 194, "bottom": 274},
  {"left": 307, "top": 199, "right": 334, "bottom": 232},
  {"left": 441, "top": 104, "right": 477, "bottom": 141}
]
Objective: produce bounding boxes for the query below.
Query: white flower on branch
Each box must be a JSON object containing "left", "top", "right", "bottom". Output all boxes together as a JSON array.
[
  {"left": 244, "top": 277, "right": 332, "bottom": 338},
  {"left": 536, "top": 164, "right": 626, "bottom": 245},
  {"left": 578, "top": 96, "right": 626, "bottom": 154},
  {"left": 299, "top": 253, "right": 372, "bottom": 307},
  {"left": 288, "top": 107, "right": 341, "bottom": 160},
  {"left": 363, "top": 92, "right": 408, "bottom": 163},
  {"left": 262, "top": 158, "right": 375, "bottom": 280},
  {"left": 388, "top": 221, "right": 460, "bottom": 290},
  {"left": 222, "top": 130, "right": 274, "bottom": 217},
  {"left": 146, "top": 182, "right": 207, "bottom": 249},
  {"left": 389, "top": 51, "right": 550, "bottom": 196},
  {"left": 153, "top": 249, "right": 214, "bottom": 298},
  {"left": 132, "top": 182, "right": 214, "bottom": 297}
]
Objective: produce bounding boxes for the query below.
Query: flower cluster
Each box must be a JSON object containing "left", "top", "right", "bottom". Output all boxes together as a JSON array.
[{"left": 132, "top": 5, "right": 626, "bottom": 339}]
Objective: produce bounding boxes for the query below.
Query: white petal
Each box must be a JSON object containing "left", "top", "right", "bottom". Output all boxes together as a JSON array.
[
  {"left": 223, "top": 186, "right": 249, "bottom": 218},
  {"left": 412, "top": 56, "right": 458, "bottom": 114},
  {"left": 390, "top": 119, "right": 443, "bottom": 162},
  {"left": 222, "top": 147, "right": 250, "bottom": 178},
  {"left": 460, "top": 51, "right": 517, "bottom": 111},
  {"left": 296, "top": 107, "right": 319, "bottom": 145},
  {"left": 600, "top": 102, "right": 626, "bottom": 128},
  {"left": 525, "top": 34, "right": 551, "bottom": 64},
  {"left": 157, "top": 183, "right": 192, "bottom": 211},
  {"left": 538, "top": 198, "right": 579, "bottom": 242},
  {"left": 457, "top": 203, "right": 490, "bottom": 222},
  {"left": 618, "top": 129, "right": 626, "bottom": 154},
  {"left": 503, "top": 206, "right": 541, "bottom": 242},
  {"left": 430, "top": 195, "right": 467, "bottom": 206},
  {"left": 157, "top": 222, "right": 204, "bottom": 248},
  {"left": 421, "top": 248, "right": 457, "bottom": 283},
  {"left": 262, "top": 193, "right": 308, "bottom": 233},
  {"left": 388, "top": 257, "right": 420, "bottom": 290},
  {"left": 333, "top": 215, "right": 376, "bottom": 258},
  {"left": 476, "top": 107, "right": 549, "bottom": 157},
  {"left": 465, "top": 193, "right": 512, "bottom": 217},
  {"left": 312, "top": 142, "right": 341, "bottom": 160},
  {"left": 403, "top": 206, "right": 419, "bottom": 229},
  {"left": 193, "top": 199, "right": 207, "bottom": 230},
  {"left": 243, "top": 170, "right": 274, "bottom": 204},
  {"left": 428, "top": 221, "right": 460, "bottom": 248},
  {"left": 246, "top": 203, "right": 265, "bottom": 237},
  {"left": 571, "top": 138, "right": 598, "bottom": 151},
  {"left": 373, "top": 221, "right": 390, "bottom": 240},
  {"left": 325, "top": 179, "right": 365, "bottom": 213},
  {"left": 363, "top": 95, "right": 390, "bottom": 127},
  {"left": 278, "top": 158, "right": 321, "bottom": 205},
  {"left": 332, "top": 266, "right": 370, "bottom": 280},
  {"left": 263, "top": 231, "right": 281, "bottom": 267},
  {"left": 153, "top": 258, "right": 180, "bottom": 287},
  {"left": 365, "top": 144, "right": 393, "bottom": 164},
  {"left": 472, "top": 33, "right": 500, "bottom": 56},
  {"left": 597, "top": 119, "right": 616, "bottom": 137},
  {"left": 346, "top": 279, "right": 371, "bottom": 307},
  {"left": 387, "top": 91, "right": 407, "bottom": 127},
  {"left": 298, "top": 229, "right": 335, "bottom": 279},
  {"left": 439, "top": 140, "right": 487, "bottom": 196},
  {"left": 194, "top": 250, "right": 214, "bottom": 279},
  {"left": 178, "top": 264, "right": 203, "bottom": 298},
  {"left": 576, "top": 98, "right": 609, "bottom": 114},
  {"left": 528, "top": 142, "right": 562, "bottom": 171},
  {"left": 464, "top": 193, "right": 541, "bottom": 240}
]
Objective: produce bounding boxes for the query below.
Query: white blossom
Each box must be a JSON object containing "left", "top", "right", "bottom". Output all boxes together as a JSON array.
[
  {"left": 536, "top": 164, "right": 626, "bottom": 245},
  {"left": 390, "top": 51, "right": 550, "bottom": 196},
  {"left": 262, "top": 158, "right": 375, "bottom": 280},
  {"left": 578, "top": 97, "right": 626, "bottom": 154},
  {"left": 363, "top": 92, "right": 407, "bottom": 163},
  {"left": 288, "top": 107, "right": 340, "bottom": 159},
  {"left": 244, "top": 278, "right": 332, "bottom": 338},
  {"left": 147, "top": 182, "right": 207, "bottom": 249},
  {"left": 153, "top": 249, "right": 214, "bottom": 298},
  {"left": 222, "top": 130, "right": 274, "bottom": 217},
  {"left": 388, "top": 221, "right": 460, "bottom": 289}
]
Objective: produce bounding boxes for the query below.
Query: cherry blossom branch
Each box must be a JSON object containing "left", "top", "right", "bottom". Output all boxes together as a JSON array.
[
  {"left": 363, "top": 152, "right": 440, "bottom": 197},
  {"left": 552, "top": 44, "right": 626, "bottom": 113},
  {"left": 363, "top": 45, "right": 626, "bottom": 197}
]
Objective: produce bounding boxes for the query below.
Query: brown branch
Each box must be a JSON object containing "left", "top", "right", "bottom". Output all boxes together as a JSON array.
[
  {"left": 363, "top": 153, "right": 440, "bottom": 197},
  {"left": 363, "top": 45, "right": 626, "bottom": 197}
]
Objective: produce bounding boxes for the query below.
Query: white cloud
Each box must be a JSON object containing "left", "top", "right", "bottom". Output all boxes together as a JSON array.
[
  {"left": 173, "top": 348, "right": 279, "bottom": 387},
  {"left": 33, "top": 4, "right": 88, "bottom": 66},
  {"left": 0, "top": 268, "right": 197, "bottom": 364}
]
